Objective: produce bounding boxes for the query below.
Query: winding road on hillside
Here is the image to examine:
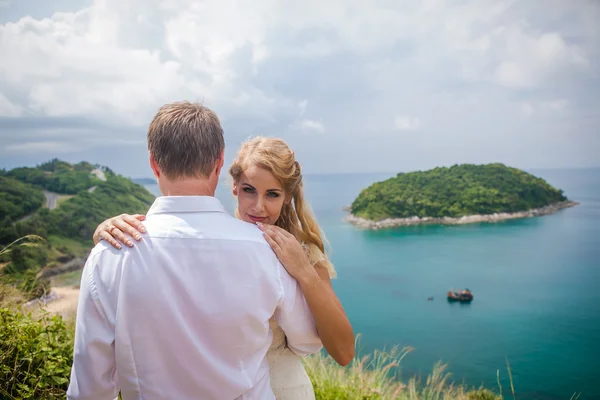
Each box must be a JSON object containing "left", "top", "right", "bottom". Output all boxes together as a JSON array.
[
  {"left": 43, "top": 190, "right": 59, "bottom": 210},
  {"left": 16, "top": 169, "right": 107, "bottom": 222}
]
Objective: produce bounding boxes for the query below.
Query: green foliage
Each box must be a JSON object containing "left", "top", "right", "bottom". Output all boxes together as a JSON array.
[
  {"left": 0, "top": 235, "right": 50, "bottom": 301},
  {"left": 46, "top": 235, "right": 90, "bottom": 258},
  {"left": 0, "top": 308, "right": 74, "bottom": 399},
  {"left": 0, "top": 160, "right": 155, "bottom": 302},
  {"left": 351, "top": 163, "right": 568, "bottom": 220},
  {"left": 468, "top": 389, "right": 503, "bottom": 400},
  {"left": 2, "top": 162, "right": 154, "bottom": 245},
  {"left": 5, "top": 158, "right": 102, "bottom": 195},
  {"left": 0, "top": 177, "right": 45, "bottom": 222},
  {"left": 38, "top": 176, "right": 154, "bottom": 239}
]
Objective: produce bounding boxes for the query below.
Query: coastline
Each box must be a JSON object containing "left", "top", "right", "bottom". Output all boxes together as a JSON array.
[{"left": 343, "top": 201, "right": 579, "bottom": 230}]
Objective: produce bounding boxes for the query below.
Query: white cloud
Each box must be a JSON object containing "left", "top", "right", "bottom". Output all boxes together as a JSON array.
[
  {"left": 544, "top": 99, "right": 569, "bottom": 111},
  {"left": 0, "top": 0, "right": 298, "bottom": 127},
  {"left": 289, "top": 119, "right": 325, "bottom": 134},
  {"left": 0, "top": 0, "right": 598, "bottom": 173},
  {"left": 5, "top": 141, "right": 81, "bottom": 154},
  {"left": 519, "top": 99, "right": 569, "bottom": 116},
  {"left": 394, "top": 116, "right": 421, "bottom": 131},
  {"left": 493, "top": 30, "right": 588, "bottom": 89},
  {"left": 0, "top": 93, "right": 22, "bottom": 116},
  {"left": 520, "top": 102, "right": 535, "bottom": 116},
  {"left": 300, "top": 119, "right": 325, "bottom": 133},
  {"left": 298, "top": 100, "right": 308, "bottom": 116}
]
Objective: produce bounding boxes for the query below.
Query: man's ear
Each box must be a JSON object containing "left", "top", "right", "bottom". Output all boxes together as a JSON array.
[
  {"left": 149, "top": 152, "right": 160, "bottom": 178},
  {"left": 214, "top": 150, "right": 225, "bottom": 177}
]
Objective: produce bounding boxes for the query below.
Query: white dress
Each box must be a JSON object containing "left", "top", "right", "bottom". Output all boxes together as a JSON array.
[{"left": 265, "top": 243, "right": 336, "bottom": 399}]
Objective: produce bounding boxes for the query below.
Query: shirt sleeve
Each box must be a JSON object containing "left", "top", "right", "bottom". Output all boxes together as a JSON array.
[
  {"left": 67, "top": 249, "right": 119, "bottom": 400},
  {"left": 273, "top": 262, "right": 323, "bottom": 357}
]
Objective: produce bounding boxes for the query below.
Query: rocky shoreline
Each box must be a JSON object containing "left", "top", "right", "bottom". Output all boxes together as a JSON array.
[{"left": 344, "top": 201, "right": 579, "bottom": 230}]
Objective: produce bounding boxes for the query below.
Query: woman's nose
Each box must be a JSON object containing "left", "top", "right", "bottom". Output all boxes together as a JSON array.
[{"left": 255, "top": 198, "right": 265, "bottom": 211}]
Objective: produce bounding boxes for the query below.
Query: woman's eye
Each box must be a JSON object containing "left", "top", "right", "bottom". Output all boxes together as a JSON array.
[
  {"left": 243, "top": 187, "right": 255, "bottom": 194},
  {"left": 267, "top": 192, "right": 280, "bottom": 198}
]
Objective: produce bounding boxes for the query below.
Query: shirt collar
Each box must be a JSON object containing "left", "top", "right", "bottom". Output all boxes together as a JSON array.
[{"left": 146, "top": 196, "right": 228, "bottom": 216}]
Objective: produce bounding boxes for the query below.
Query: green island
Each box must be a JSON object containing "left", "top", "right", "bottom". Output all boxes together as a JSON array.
[
  {"left": 1, "top": 159, "right": 509, "bottom": 399},
  {"left": 346, "top": 163, "right": 578, "bottom": 229}
]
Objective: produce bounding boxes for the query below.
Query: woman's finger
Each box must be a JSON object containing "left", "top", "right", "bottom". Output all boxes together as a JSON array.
[
  {"left": 258, "top": 224, "right": 287, "bottom": 249},
  {"left": 119, "top": 215, "right": 146, "bottom": 239},
  {"left": 258, "top": 223, "right": 275, "bottom": 237},
  {"left": 112, "top": 220, "right": 139, "bottom": 241},
  {"left": 263, "top": 232, "right": 282, "bottom": 254},
  {"left": 133, "top": 214, "right": 147, "bottom": 221},
  {"left": 276, "top": 231, "right": 292, "bottom": 249},
  {"left": 268, "top": 227, "right": 288, "bottom": 248},
  {"left": 109, "top": 226, "right": 134, "bottom": 247},
  {"left": 93, "top": 223, "right": 108, "bottom": 245},
  {"left": 100, "top": 231, "right": 122, "bottom": 250},
  {"left": 273, "top": 225, "right": 294, "bottom": 239}
]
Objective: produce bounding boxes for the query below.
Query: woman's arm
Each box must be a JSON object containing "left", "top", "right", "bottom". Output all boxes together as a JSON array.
[
  {"left": 93, "top": 214, "right": 147, "bottom": 249},
  {"left": 258, "top": 223, "right": 355, "bottom": 366}
]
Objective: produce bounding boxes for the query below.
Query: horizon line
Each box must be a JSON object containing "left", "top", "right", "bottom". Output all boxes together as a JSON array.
[{"left": 130, "top": 165, "right": 600, "bottom": 181}]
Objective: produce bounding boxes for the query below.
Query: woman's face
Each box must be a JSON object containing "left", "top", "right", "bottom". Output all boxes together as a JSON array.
[{"left": 233, "top": 165, "right": 288, "bottom": 225}]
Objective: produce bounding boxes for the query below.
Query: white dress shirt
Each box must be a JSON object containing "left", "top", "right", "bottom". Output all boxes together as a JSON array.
[{"left": 66, "top": 196, "right": 322, "bottom": 400}]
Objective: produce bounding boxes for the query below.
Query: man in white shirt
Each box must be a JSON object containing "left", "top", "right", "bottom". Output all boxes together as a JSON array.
[{"left": 66, "top": 101, "right": 322, "bottom": 400}]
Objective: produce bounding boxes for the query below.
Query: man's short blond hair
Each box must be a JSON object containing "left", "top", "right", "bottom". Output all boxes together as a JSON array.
[{"left": 147, "top": 101, "right": 225, "bottom": 179}]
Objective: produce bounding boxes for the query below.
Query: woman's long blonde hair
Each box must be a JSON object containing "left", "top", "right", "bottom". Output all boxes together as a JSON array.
[{"left": 229, "top": 136, "right": 335, "bottom": 277}]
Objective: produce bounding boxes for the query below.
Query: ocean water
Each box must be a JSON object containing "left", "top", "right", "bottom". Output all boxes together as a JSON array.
[{"left": 143, "top": 168, "right": 600, "bottom": 400}]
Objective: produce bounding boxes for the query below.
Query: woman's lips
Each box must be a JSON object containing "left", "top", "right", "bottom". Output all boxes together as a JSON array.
[{"left": 248, "top": 214, "right": 266, "bottom": 223}]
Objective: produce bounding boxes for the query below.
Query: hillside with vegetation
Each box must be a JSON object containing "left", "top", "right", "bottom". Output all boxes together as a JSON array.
[
  {"left": 349, "top": 163, "right": 575, "bottom": 225},
  {"left": 0, "top": 159, "right": 155, "bottom": 300},
  {"left": 0, "top": 176, "right": 45, "bottom": 222},
  {"left": 3, "top": 159, "right": 110, "bottom": 195}
]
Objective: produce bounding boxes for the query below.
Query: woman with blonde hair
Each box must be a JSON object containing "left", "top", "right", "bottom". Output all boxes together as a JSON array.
[{"left": 93, "top": 136, "right": 355, "bottom": 399}]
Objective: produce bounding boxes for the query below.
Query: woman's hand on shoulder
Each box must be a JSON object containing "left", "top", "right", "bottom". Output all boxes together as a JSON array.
[
  {"left": 93, "top": 213, "right": 147, "bottom": 249},
  {"left": 257, "top": 223, "right": 316, "bottom": 283}
]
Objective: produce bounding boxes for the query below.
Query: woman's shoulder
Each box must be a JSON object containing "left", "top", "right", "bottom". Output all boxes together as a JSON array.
[{"left": 301, "top": 242, "right": 337, "bottom": 279}]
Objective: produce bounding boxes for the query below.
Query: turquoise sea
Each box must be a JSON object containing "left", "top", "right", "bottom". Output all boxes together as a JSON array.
[{"left": 144, "top": 168, "right": 600, "bottom": 400}]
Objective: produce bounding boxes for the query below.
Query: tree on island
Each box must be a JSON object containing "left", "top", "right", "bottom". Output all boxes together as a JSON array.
[{"left": 350, "top": 163, "right": 571, "bottom": 221}]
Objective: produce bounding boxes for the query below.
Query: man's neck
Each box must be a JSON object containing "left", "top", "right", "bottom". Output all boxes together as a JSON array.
[{"left": 158, "top": 179, "right": 216, "bottom": 197}]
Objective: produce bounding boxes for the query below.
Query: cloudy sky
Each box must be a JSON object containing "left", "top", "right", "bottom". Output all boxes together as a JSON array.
[{"left": 0, "top": 0, "right": 598, "bottom": 178}]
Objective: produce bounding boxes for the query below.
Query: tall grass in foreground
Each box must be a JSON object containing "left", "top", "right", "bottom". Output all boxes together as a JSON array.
[{"left": 304, "top": 336, "right": 505, "bottom": 400}]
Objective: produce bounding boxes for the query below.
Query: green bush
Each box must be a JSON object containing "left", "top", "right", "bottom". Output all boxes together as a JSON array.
[
  {"left": 5, "top": 159, "right": 101, "bottom": 195},
  {"left": 0, "top": 308, "right": 74, "bottom": 399},
  {"left": 351, "top": 163, "right": 569, "bottom": 220},
  {"left": 467, "top": 388, "right": 503, "bottom": 400},
  {"left": 0, "top": 177, "right": 45, "bottom": 222}
]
